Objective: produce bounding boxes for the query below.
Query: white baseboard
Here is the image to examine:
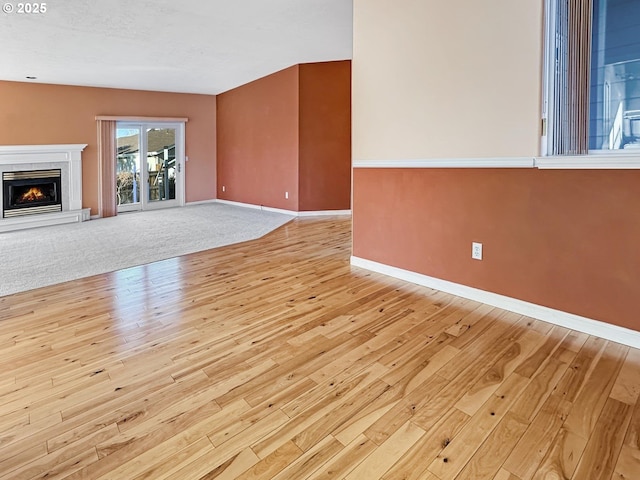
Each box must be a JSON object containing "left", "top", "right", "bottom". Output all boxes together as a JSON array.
[
  {"left": 214, "top": 199, "right": 350, "bottom": 217},
  {"left": 185, "top": 199, "right": 218, "bottom": 206},
  {"left": 214, "top": 199, "right": 296, "bottom": 215},
  {"left": 297, "top": 209, "right": 352, "bottom": 217},
  {"left": 351, "top": 256, "right": 640, "bottom": 349}
]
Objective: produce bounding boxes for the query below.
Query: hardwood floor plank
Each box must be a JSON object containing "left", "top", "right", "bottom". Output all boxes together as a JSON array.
[
  {"left": 5, "top": 425, "right": 116, "bottom": 480},
  {"left": 0, "top": 411, "right": 60, "bottom": 451},
  {"left": 493, "top": 469, "right": 523, "bottom": 480},
  {"left": 411, "top": 321, "right": 529, "bottom": 433},
  {"left": 203, "top": 410, "right": 291, "bottom": 474},
  {"left": 614, "top": 444, "right": 640, "bottom": 480},
  {"left": 553, "top": 335, "right": 606, "bottom": 403},
  {"left": 166, "top": 447, "right": 259, "bottom": 480},
  {"left": 132, "top": 437, "right": 215, "bottom": 480},
  {"left": 214, "top": 332, "right": 354, "bottom": 408},
  {"left": 503, "top": 393, "right": 572, "bottom": 480},
  {"left": 0, "top": 441, "right": 47, "bottom": 479},
  {"left": 455, "top": 412, "right": 528, "bottom": 480},
  {"left": 325, "top": 377, "right": 401, "bottom": 447},
  {"left": 455, "top": 334, "right": 534, "bottom": 417},
  {"left": 25, "top": 448, "right": 98, "bottom": 480},
  {"left": 437, "top": 311, "right": 525, "bottom": 381},
  {"left": 512, "top": 325, "right": 568, "bottom": 379},
  {"left": 426, "top": 374, "right": 529, "bottom": 480},
  {"left": 307, "top": 434, "right": 377, "bottom": 479},
  {"left": 508, "top": 355, "right": 570, "bottom": 423},
  {"left": 271, "top": 435, "right": 343, "bottom": 480},
  {"left": 292, "top": 378, "right": 393, "bottom": 452},
  {"left": 531, "top": 428, "right": 587, "bottom": 480},
  {"left": 622, "top": 392, "right": 640, "bottom": 452},
  {"left": 345, "top": 420, "right": 426, "bottom": 480},
  {"left": 379, "top": 333, "right": 458, "bottom": 390},
  {"left": 235, "top": 440, "right": 303, "bottom": 479},
  {"left": 363, "top": 373, "right": 450, "bottom": 446},
  {"left": 244, "top": 333, "right": 374, "bottom": 408},
  {"left": 572, "top": 397, "right": 632, "bottom": 480},
  {"left": 563, "top": 340, "right": 628, "bottom": 439},
  {"left": 610, "top": 347, "right": 640, "bottom": 406},
  {"left": 64, "top": 400, "right": 230, "bottom": 479},
  {"left": 306, "top": 331, "right": 397, "bottom": 386},
  {"left": 279, "top": 361, "right": 388, "bottom": 422},
  {"left": 381, "top": 407, "right": 470, "bottom": 480}
]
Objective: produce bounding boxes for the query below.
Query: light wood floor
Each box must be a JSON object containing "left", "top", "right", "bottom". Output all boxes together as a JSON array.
[{"left": 1, "top": 217, "right": 639, "bottom": 480}]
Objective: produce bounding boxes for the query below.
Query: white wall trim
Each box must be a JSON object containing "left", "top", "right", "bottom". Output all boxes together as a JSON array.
[
  {"left": 351, "top": 256, "right": 640, "bottom": 349},
  {"left": 352, "top": 154, "right": 640, "bottom": 170},
  {"left": 215, "top": 199, "right": 296, "bottom": 216},
  {"left": 297, "top": 209, "right": 351, "bottom": 217},
  {"left": 353, "top": 157, "right": 535, "bottom": 168},
  {"left": 185, "top": 199, "right": 218, "bottom": 206},
  {"left": 214, "top": 199, "right": 350, "bottom": 217},
  {"left": 0, "top": 144, "right": 88, "bottom": 156},
  {"left": 535, "top": 154, "right": 640, "bottom": 169}
]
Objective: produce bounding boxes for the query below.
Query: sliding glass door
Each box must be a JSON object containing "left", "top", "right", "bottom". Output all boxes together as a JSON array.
[
  {"left": 116, "top": 127, "right": 141, "bottom": 210},
  {"left": 116, "top": 122, "right": 185, "bottom": 212}
]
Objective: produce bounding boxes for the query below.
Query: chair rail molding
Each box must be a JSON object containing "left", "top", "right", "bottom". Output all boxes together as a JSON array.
[
  {"left": 353, "top": 157, "right": 535, "bottom": 168},
  {"left": 352, "top": 155, "right": 640, "bottom": 169}
]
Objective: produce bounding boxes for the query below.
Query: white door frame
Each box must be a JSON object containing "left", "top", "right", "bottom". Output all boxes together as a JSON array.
[{"left": 116, "top": 121, "right": 185, "bottom": 212}]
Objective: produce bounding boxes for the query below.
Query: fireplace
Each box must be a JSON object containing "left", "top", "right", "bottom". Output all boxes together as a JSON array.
[
  {"left": 2, "top": 169, "right": 63, "bottom": 218},
  {"left": 0, "top": 144, "right": 88, "bottom": 232}
]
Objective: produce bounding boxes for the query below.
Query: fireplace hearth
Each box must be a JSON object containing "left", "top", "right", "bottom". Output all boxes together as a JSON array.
[{"left": 3, "top": 169, "right": 62, "bottom": 218}]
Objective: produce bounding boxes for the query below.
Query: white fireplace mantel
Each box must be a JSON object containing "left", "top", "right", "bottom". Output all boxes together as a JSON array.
[
  {"left": 0, "top": 144, "right": 88, "bottom": 156},
  {"left": 0, "top": 144, "right": 89, "bottom": 232}
]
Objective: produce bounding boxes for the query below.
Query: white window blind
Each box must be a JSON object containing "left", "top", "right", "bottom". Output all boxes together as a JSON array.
[{"left": 546, "top": 0, "right": 593, "bottom": 155}]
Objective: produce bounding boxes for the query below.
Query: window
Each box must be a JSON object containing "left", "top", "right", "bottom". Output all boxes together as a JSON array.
[{"left": 544, "top": 0, "right": 640, "bottom": 155}]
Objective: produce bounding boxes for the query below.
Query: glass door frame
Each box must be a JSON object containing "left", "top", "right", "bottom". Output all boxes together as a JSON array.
[{"left": 116, "top": 121, "right": 186, "bottom": 212}]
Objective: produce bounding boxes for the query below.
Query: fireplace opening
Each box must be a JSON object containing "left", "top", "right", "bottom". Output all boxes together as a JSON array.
[{"left": 3, "top": 169, "right": 62, "bottom": 218}]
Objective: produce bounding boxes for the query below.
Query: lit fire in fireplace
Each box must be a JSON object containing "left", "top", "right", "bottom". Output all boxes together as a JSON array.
[{"left": 18, "top": 187, "right": 46, "bottom": 203}]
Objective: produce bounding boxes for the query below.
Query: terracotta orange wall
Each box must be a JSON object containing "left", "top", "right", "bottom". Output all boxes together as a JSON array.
[
  {"left": 0, "top": 80, "right": 217, "bottom": 215},
  {"left": 353, "top": 168, "right": 640, "bottom": 331},
  {"left": 298, "top": 61, "right": 351, "bottom": 211},
  {"left": 217, "top": 61, "right": 351, "bottom": 212},
  {"left": 216, "top": 66, "right": 300, "bottom": 210}
]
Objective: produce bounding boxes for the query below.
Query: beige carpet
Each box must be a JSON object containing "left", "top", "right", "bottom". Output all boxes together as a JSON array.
[{"left": 0, "top": 202, "right": 293, "bottom": 297}]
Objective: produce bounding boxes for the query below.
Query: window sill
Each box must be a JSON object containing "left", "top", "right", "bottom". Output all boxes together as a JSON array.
[{"left": 535, "top": 152, "right": 640, "bottom": 169}]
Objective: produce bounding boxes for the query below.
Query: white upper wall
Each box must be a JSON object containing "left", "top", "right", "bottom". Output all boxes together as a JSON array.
[{"left": 353, "top": 0, "right": 544, "bottom": 160}]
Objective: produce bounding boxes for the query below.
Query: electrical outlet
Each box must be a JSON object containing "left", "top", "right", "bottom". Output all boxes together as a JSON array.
[
  {"left": 472, "top": 242, "right": 483, "bottom": 260},
  {"left": 222, "top": 186, "right": 226, "bottom": 192},
  {"left": 285, "top": 191, "right": 289, "bottom": 199}
]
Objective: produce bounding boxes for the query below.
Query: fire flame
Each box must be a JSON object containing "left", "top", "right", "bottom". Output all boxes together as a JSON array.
[{"left": 19, "top": 187, "right": 46, "bottom": 202}]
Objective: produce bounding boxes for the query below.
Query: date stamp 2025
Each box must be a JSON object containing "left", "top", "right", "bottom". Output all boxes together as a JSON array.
[{"left": 2, "top": 3, "right": 47, "bottom": 14}]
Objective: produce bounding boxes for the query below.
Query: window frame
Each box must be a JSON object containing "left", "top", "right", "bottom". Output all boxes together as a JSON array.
[{"left": 540, "top": 0, "right": 640, "bottom": 166}]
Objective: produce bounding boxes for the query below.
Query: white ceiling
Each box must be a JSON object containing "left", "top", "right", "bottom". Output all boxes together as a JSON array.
[{"left": 0, "top": 0, "right": 353, "bottom": 95}]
